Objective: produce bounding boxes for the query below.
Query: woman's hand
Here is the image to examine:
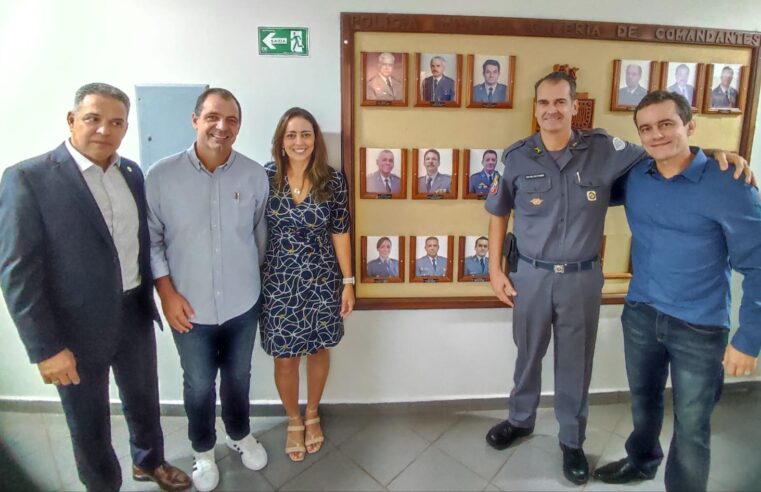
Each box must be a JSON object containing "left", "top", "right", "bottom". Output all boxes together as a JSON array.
[{"left": 340, "top": 285, "right": 355, "bottom": 317}]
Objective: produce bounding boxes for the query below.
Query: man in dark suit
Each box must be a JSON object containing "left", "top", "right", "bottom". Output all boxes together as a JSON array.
[
  {"left": 422, "top": 56, "right": 456, "bottom": 102},
  {"left": 667, "top": 64, "right": 695, "bottom": 104},
  {"left": 618, "top": 63, "right": 647, "bottom": 106},
  {"left": 472, "top": 59, "right": 508, "bottom": 103},
  {"left": 0, "top": 83, "right": 190, "bottom": 492},
  {"left": 469, "top": 149, "right": 500, "bottom": 195},
  {"left": 711, "top": 66, "right": 739, "bottom": 108}
]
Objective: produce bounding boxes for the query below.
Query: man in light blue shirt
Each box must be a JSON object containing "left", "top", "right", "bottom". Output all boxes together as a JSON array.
[{"left": 146, "top": 88, "right": 268, "bottom": 492}]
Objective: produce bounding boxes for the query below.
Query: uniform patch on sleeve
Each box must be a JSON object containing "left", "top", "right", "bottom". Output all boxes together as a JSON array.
[{"left": 612, "top": 137, "right": 626, "bottom": 151}]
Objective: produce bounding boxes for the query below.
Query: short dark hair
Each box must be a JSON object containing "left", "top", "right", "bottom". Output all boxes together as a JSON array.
[
  {"left": 534, "top": 71, "right": 577, "bottom": 100},
  {"left": 721, "top": 65, "right": 734, "bottom": 75},
  {"left": 425, "top": 236, "right": 439, "bottom": 245},
  {"left": 376, "top": 236, "right": 392, "bottom": 249},
  {"left": 633, "top": 90, "right": 693, "bottom": 126},
  {"left": 73, "top": 83, "right": 130, "bottom": 114},
  {"left": 475, "top": 236, "right": 488, "bottom": 244},
  {"left": 194, "top": 88, "right": 242, "bottom": 121},
  {"left": 482, "top": 59, "right": 500, "bottom": 72},
  {"left": 482, "top": 149, "right": 498, "bottom": 161},
  {"left": 424, "top": 148, "right": 440, "bottom": 161}
]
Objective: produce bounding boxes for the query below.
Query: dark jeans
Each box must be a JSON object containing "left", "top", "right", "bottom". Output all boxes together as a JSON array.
[
  {"left": 58, "top": 294, "right": 164, "bottom": 492},
  {"left": 172, "top": 300, "right": 260, "bottom": 452},
  {"left": 621, "top": 301, "right": 727, "bottom": 492}
]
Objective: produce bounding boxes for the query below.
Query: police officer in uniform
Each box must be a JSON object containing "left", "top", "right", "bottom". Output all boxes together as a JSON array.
[{"left": 483, "top": 71, "right": 747, "bottom": 486}]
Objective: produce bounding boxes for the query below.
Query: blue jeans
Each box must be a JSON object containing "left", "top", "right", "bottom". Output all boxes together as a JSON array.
[
  {"left": 172, "top": 300, "right": 260, "bottom": 452},
  {"left": 621, "top": 301, "right": 727, "bottom": 492}
]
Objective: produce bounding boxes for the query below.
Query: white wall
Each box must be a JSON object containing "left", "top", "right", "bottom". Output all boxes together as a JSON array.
[{"left": 0, "top": 0, "right": 759, "bottom": 405}]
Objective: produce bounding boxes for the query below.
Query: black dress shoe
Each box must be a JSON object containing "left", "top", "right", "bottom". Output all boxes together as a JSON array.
[
  {"left": 592, "top": 457, "right": 654, "bottom": 484},
  {"left": 560, "top": 443, "right": 589, "bottom": 485},
  {"left": 485, "top": 420, "right": 533, "bottom": 450}
]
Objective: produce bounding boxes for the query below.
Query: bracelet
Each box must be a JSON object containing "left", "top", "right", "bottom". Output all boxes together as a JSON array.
[{"left": 342, "top": 277, "right": 355, "bottom": 285}]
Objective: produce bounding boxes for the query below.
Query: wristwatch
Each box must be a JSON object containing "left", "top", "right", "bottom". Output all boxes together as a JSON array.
[{"left": 342, "top": 277, "right": 355, "bottom": 285}]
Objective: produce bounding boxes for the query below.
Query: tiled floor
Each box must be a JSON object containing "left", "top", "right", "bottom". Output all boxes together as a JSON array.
[{"left": 2, "top": 386, "right": 760, "bottom": 491}]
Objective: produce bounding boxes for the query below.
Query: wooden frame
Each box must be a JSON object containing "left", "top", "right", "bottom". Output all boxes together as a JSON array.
[
  {"left": 457, "top": 236, "right": 491, "bottom": 282},
  {"left": 702, "top": 63, "right": 748, "bottom": 114},
  {"left": 361, "top": 235, "right": 406, "bottom": 283},
  {"left": 341, "top": 13, "right": 761, "bottom": 310},
  {"left": 659, "top": 61, "right": 705, "bottom": 112},
  {"left": 409, "top": 235, "right": 454, "bottom": 283},
  {"left": 412, "top": 148, "right": 459, "bottom": 199},
  {"left": 361, "top": 51, "right": 408, "bottom": 107},
  {"left": 359, "top": 147, "right": 408, "bottom": 199},
  {"left": 610, "top": 59, "right": 659, "bottom": 111},
  {"left": 414, "top": 53, "right": 462, "bottom": 107},
  {"left": 462, "top": 148, "right": 502, "bottom": 199},
  {"left": 466, "top": 54, "right": 516, "bottom": 108}
]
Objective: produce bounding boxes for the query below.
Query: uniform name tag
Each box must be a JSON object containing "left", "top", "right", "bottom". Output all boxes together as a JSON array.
[{"left": 524, "top": 173, "right": 546, "bottom": 180}]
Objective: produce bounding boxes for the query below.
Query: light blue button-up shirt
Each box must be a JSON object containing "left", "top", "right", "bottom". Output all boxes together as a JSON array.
[{"left": 146, "top": 146, "right": 269, "bottom": 325}]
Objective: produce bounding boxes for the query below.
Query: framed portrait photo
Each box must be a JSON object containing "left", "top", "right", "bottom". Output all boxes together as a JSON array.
[
  {"left": 412, "top": 148, "right": 458, "bottom": 199},
  {"left": 361, "top": 236, "right": 405, "bottom": 283},
  {"left": 610, "top": 59, "right": 657, "bottom": 111},
  {"left": 458, "top": 235, "right": 490, "bottom": 282},
  {"left": 659, "top": 61, "right": 704, "bottom": 111},
  {"left": 467, "top": 54, "right": 515, "bottom": 108},
  {"left": 361, "top": 51, "right": 408, "bottom": 107},
  {"left": 415, "top": 53, "right": 462, "bottom": 108},
  {"left": 410, "top": 235, "right": 453, "bottom": 283},
  {"left": 703, "top": 63, "right": 747, "bottom": 114},
  {"left": 359, "top": 147, "right": 407, "bottom": 199},
  {"left": 462, "top": 148, "right": 503, "bottom": 200}
]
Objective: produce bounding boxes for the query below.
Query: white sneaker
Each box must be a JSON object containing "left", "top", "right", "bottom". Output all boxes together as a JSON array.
[
  {"left": 192, "top": 448, "right": 219, "bottom": 492},
  {"left": 226, "top": 434, "right": 268, "bottom": 470}
]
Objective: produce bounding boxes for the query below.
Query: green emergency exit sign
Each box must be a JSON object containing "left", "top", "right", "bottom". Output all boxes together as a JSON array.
[{"left": 258, "top": 27, "right": 309, "bottom": 56}]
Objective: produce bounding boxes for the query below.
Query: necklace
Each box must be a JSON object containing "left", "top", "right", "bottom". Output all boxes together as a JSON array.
[{"left": 288, "top": 175, "right": 305, "bottom": 196}]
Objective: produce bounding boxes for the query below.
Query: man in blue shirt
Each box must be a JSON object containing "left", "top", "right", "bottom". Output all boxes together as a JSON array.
[
  {"left": 146, "top": 88, "right": 269, "bottom": 492},
  {"left": 593, "top": 91, "right": 761, "bottom": 492}
]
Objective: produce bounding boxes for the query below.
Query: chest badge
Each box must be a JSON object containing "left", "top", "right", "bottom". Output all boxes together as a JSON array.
[
  {"left": 530, "top": 197, "right": 544, "bottom": 206},
  {"left": 586, "top": 191, "right": 597, "bottom": 201},
  {"left": 489, "top": 175, "right": 499, "bottom": 194}
]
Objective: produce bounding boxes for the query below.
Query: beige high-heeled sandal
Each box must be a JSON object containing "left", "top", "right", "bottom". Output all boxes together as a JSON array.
[
  {"left": 286, "top": 416, "right": 306, "bottom": 462},
  {"left": 304, "top": 410, "right": 324, "bottom": 454}
]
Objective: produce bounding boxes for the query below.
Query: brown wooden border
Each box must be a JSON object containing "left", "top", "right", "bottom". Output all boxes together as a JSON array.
[
  {"left": 361, "top": 235, "right": 406, "bottom": 283},
  {"left": 409, "top": 235, "right": 454, "bottom": 283},
  {"left": 457, "top": 236, "right": 491, "bottom": 282},
  {"left": 411, "top": 148, "right": 459, "bottom": 199},
  {"left": 342, "top": 12, "right": 761, "bottom": 310},
  {"left": 359, "top": 148, "right": 408, "bottom": 199},
  {"left": 702, "top": 64, "right": 748, "bottom": 114},
  {"left": 414, "top": 53, "right": 463, "bottom": 107},
  {"left": 360, "top": 51, "right": 408, "bottom": 107},
  {"left": 466, "top": 55, "right": 516, "bottom": 108},
  {"left": 610, "top": 59, "right": 659, "bottom": 111}
]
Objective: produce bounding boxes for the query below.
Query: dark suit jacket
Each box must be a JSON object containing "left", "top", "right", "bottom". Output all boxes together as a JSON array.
[
  {"left": 668, "top": 83, "right": 694, "bottom": 103},
  {"left": 0, "top": 143, "right": 160, "bottom": 364},
  {"left": 422, "top": 75, "right": 456, "bottom": 102},
  {"left": 472, "top": 83, "right": 507, "bottom": 103},
  {"left": 711, "top": 85, "right": 739, "bottom": 108},
  {"left": 617, "top": 85, "right": 647, "bottom": 106}
]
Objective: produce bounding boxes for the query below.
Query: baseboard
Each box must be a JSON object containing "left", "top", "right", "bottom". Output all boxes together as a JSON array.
[{"left": 1, "top": 381, "right": 758, "bottom": 416}]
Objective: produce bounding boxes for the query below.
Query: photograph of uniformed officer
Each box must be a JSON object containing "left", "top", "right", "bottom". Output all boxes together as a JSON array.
[
  {"left": 365, "top": 148, "right": 402, "bottom": 194},
  {"left": 463, "top": 236, "right": 489, "bottom": 277},
  {"left": 420, "top": 54, "right": 457, "bottom": 102},
  {"left": 710, "top": 64, "right": 741, "bottom": 108},
  {"left": 366, "top": 236, "right": 400, "bottom": 278},
  {"left": 415, "top": 236, "right": 448, "bottom": 277},
  {"left": 416, "top": 148, "right": 452, "bottom": 194},
  {"left": 472, "top": 56, "right": 508, "bottom": 103},
  {"left": 666, "top": 62, "right": 696, "bottom": 105},
  {"left": 365, "top": 52, "right": 404, "bottom": 102},
  {"left": 468, "top": 149, "right": 501, "bottom": 195},
  {"left": 482, "top": 70, "right": 748, "bottom": 486},
  {"left": 617, "top": 60, "right": 650, "bottom": 106}
]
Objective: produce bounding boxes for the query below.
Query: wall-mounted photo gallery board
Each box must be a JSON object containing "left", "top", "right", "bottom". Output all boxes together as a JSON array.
[{"left": 341, "top": 12, "right": 760, "bottom": 309}]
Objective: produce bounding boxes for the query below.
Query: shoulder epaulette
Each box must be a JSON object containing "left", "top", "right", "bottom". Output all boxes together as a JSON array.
[{"left": 501, "top": 139, "right": 528, "bottom": 163}]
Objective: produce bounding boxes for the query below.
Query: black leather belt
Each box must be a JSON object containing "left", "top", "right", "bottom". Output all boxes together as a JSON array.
[
  {"left": 519, "top": 253, "right": 598, "bottom": 273},
  {"left": 122, "top": 286, "right": 141, "bottom": 297}
]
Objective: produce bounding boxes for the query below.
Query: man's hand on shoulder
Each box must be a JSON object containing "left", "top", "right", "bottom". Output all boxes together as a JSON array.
[
  {"left": 710, "top": 150, "right": 755, "bottom": 186},
  {"left": 38, "top": 348, "right": 80, "bottom": 386},
  {"left": 723, "top": 344, "right": 758, "bottom": 377}
]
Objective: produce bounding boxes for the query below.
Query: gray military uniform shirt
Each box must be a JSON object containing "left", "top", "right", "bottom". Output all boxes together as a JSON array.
[{"left": 485, "top": 129, "right": 646, "bottom": 262}]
